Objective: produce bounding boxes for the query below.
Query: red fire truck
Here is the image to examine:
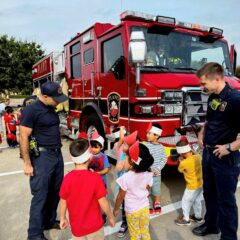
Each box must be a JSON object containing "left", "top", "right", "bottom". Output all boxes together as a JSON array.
[
  {"left": 32, "top": 10, "right": 240, "bottom": 165},
  {"left": 32, "top": 51, "right": 65, "bottom": 86}
]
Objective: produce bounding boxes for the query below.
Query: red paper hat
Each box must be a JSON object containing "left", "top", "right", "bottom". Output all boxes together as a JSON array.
[
  {"left": 91, "top": 130, "right": 104, "bottom": 146},
  {"left": 147, "top": 122, "right": 162, "bottom": 136},
  {"left": 78, "top": 131, "right": 88, "bottom": 139},
  {"left": 129, "top": 141, "right": 142, "bottom": 165},
  {"left": 147, "top": 122, "right": 152, "bottom": 132},
  {"left": 7, "top": 133, "right": 16, "bottom": 141},
  {"left": 180, "top": 136, "right": 188, "bottom": 142},
  {"left": 124, "top": 131, "right": 138, "bottom": 146}
]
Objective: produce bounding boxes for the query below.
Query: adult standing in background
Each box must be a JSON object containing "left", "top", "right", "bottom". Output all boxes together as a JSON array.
[
  {"left": 20, "top": 81, "right": 68, "bottom": 240},
  {"left": 192, "top": 63, "right": 240, "bottom": 240}
]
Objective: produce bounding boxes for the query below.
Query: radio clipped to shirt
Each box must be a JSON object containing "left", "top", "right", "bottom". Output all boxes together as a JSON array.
[{"left": 29, "top": 136, "right": 40, "bottom": 157}]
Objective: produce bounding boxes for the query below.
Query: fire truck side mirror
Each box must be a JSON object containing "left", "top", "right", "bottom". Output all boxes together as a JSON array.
[
  {"left": 230, "top": 44, "right": 237, "bottom": 75},
  {"left": 129, "top": 31, "right": 147, "bottom": 64}
]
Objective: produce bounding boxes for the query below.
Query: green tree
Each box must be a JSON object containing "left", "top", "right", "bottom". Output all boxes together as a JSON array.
[
  {"left": 236, "top": 66, "right": 240, "bottom": 78},
  {"left": 0, "top": 35, "right": 45, "bottom": 94}
]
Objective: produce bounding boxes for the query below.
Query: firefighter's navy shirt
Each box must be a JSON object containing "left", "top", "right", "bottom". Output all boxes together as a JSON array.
[
  {"left": 20, "top": 99, "right": 61, "bottom": 148},
  {"left": 204, "top": 84, "right": 240, "bottom": 145}
]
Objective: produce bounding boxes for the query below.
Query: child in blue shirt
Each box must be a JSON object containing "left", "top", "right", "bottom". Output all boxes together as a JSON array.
[{"left": 89, "top": 130, "right": 110, "bottom": 187}]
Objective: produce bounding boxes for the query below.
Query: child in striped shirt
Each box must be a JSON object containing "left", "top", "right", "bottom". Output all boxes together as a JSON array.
[{"left": 144, "top": 122, "right": 167, "bottom": 215}]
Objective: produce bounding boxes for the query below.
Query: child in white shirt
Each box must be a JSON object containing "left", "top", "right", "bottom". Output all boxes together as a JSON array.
[
  {"left": 113, "top": 141, "right": 154, "bottom": 240},
  {"left": 113, "top": 128, "right": 138, "bottom": 238}
]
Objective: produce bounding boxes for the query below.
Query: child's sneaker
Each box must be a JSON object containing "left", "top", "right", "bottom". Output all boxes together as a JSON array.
[
  {"left": 149, "top": 208, "right": 155, "bottom": 215},
  {"left": 154, "top": 202, "right": 161, "bottom": 215},
  {"left": 175, "top": 216, "right": 191, "bottom": 226},
  {"left": 117, "top": 223, "right": 128, "bottom": 238},
  {"left": 190, "top": 215, "right": 204, "bottom": 223}
]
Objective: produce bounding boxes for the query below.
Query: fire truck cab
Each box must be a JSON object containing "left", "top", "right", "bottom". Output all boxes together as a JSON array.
[{"left": 34, "top": 11, "right": 240, "bottom": 165}]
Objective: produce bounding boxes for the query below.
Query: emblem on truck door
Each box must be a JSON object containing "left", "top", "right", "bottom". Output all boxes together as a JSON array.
[{"left": 107, "top": 92, "right": 121, "bottom": 124}]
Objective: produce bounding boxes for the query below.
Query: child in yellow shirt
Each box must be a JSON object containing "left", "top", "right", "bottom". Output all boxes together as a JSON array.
[{"left": 175, "top": 136, "right": 203, "bottom": 226}]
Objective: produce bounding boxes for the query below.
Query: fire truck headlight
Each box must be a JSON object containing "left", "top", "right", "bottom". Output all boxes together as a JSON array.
[
  {"left": 173, "top": 105, "right": 183, "bottom": 114},
  {"left": 141, "top": 106, "right": 153, "bottom": 114},
  {"left": 174, "top": 92, "right": 183, "bottom": 100},
  {"left": 163, "top": 92, "right": 174, "bottom": 100},
  {"left": 164, "top": 105, "right": 174, "bottom": 114}
]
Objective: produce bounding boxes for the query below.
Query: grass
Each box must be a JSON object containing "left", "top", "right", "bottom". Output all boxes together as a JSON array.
[{"left": 9, "top": 95, "right": 28, "bottom": 99}]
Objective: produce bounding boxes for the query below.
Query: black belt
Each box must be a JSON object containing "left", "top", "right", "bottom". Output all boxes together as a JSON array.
[
  {"left": 205, "top": 144, "right": 216, "bottom": 151},
  {"left": 39, "top": 147, "right": 61, "bottom": 152}
]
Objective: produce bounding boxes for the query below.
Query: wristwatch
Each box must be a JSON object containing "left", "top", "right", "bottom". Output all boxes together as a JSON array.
[{"left": 225, "top": 143, "right": 233, "bottom": 153}]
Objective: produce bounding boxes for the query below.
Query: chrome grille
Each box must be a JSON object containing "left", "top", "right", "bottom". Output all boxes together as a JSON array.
[{"left": 182, "top": 87, "right": 208, "bottom": 126}]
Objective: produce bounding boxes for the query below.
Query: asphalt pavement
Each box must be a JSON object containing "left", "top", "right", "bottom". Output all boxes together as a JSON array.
[{"left": 0, "top": 136, "right": 240, "bottom": 240}]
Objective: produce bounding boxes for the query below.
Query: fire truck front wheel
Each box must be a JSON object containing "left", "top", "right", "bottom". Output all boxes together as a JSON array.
[{"left": 81, "top": 113, "right": 105, "bottom": 143}]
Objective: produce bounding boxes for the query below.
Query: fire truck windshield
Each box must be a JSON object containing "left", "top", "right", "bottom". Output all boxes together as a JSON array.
[{"left": 131, "top": 26, "right": 233, "bottom": 76}]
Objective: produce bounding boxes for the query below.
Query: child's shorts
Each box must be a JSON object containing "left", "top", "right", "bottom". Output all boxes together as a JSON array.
[{"left": 150, "top": 175, "right": 161, "bottom": 196}]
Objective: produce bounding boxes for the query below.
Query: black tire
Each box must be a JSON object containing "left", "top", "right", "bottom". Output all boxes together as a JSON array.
[{"left": 80, "top": 113, "right": 106, "bottom": 147}]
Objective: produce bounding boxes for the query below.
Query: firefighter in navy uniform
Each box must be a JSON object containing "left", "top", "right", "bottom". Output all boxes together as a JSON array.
[
  {"left": 192, "top": 62, "right": 240, "bottom": 240},
  {"left": 20, "top": 81, "right": 68, "bottom": 240}
]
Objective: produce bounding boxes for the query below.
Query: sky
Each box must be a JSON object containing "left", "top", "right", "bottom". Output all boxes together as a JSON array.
[{"left": 0, "top": 0, "right": 239, "bottom": 64}]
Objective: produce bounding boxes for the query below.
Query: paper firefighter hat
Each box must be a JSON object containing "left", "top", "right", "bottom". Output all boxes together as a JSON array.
[
  {"left": 124, "top": 131, "right": 138, "bottom": 146},
  {"left": 129, "top": 141, "right": 142, "bottom": 165},
  {"left": 7, "top": 133, "right": 16, "bottom": 141},
  {"left": 77, "top": 131, "right": 88, "bottom": 139},
  {"left": 71, "top": 147, "right": 92, "bottom": 164},
  {"left": 147, "top": 122, "right": 162, "bottom": 136},
  {"left": 90, "top": 130, "right": 104, "bottom": 146},
  {"left": 176, "top": 136, "right": 192, "bottom": 154}
]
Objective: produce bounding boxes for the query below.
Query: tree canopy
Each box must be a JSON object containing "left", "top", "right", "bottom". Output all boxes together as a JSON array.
[{"left": 0, "top": 35, "right": 45, "bottom": 95}]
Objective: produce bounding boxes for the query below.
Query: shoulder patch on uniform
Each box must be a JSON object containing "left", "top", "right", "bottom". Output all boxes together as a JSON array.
[{"left": 219, "top": 101, "right": 227, "bottom": 111}]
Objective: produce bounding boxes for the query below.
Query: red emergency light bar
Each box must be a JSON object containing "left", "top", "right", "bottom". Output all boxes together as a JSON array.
[
  {"left": 209, "top": 27, "right": 223, "bottom": 36},
  {"left": 154, "top": 15, "right": 175, "bottom": 25},
  {"left": 120, "top": 10, "right": 155, "bottom": 21},
  {"left": 120, "top": 10, "right": 223, "bottom": 36}
]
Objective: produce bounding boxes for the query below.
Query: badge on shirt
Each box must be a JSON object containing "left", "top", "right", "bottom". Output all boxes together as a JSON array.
[
  {"left": 219, "top": 101, "right": 227, "bottom": 111},
  {"left": 210, "top": 98, "right": 221, "bottom": 111}
]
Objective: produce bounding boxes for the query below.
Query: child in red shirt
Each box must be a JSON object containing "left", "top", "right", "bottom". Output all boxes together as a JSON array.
[
  {"left": 59, "top": 138, "right": 115, "bottom": 239},
  {"left": 5, "top": 107, "right": 18, "bottom": 147}
]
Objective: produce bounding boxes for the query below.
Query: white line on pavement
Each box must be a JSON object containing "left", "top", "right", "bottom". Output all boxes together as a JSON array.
[
  {"left": 0, "top": 170, "right": 23, "bottom": 177},
  {"left": 0, "top": 165, "right": 239, "bottom": 237},
  {"left": 104, "top": 181, "right": 240, "bottom": 236},
  {"left": 0, "top": 161, "right": 73, "bottom": 177},
  {"left": 104, "top": 200, "right": 182, "bottom": 236}
]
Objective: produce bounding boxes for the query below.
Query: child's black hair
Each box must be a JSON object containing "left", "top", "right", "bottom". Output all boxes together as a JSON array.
[
  {"left": 152, "top": 123, "right": 162, "bottom": 139},
  {"left": 70, "top": 138, "right": 89, "bottom": 157},
  {"left": 90, "top": 140, "right": 103, "bottom": 148},
  {"left": 152, "top": 123, "right": 162, "bottom": 129},
  {"left": 131, "top": 143, "right": 154, "bottom": 173},
  {"left": 6, "top": 107, "right": 14, "bottom": 114},
  {"left": 176, "top": 138, "right": 189, "bottom": 147}
]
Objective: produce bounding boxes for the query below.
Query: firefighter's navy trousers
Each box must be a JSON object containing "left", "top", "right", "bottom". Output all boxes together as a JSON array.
[
  {"left": 28, "top": 149, "right": 64, "bottom": 239},
  {"left": 202, "top": 148, "right": 240, "bottom": 240}
]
